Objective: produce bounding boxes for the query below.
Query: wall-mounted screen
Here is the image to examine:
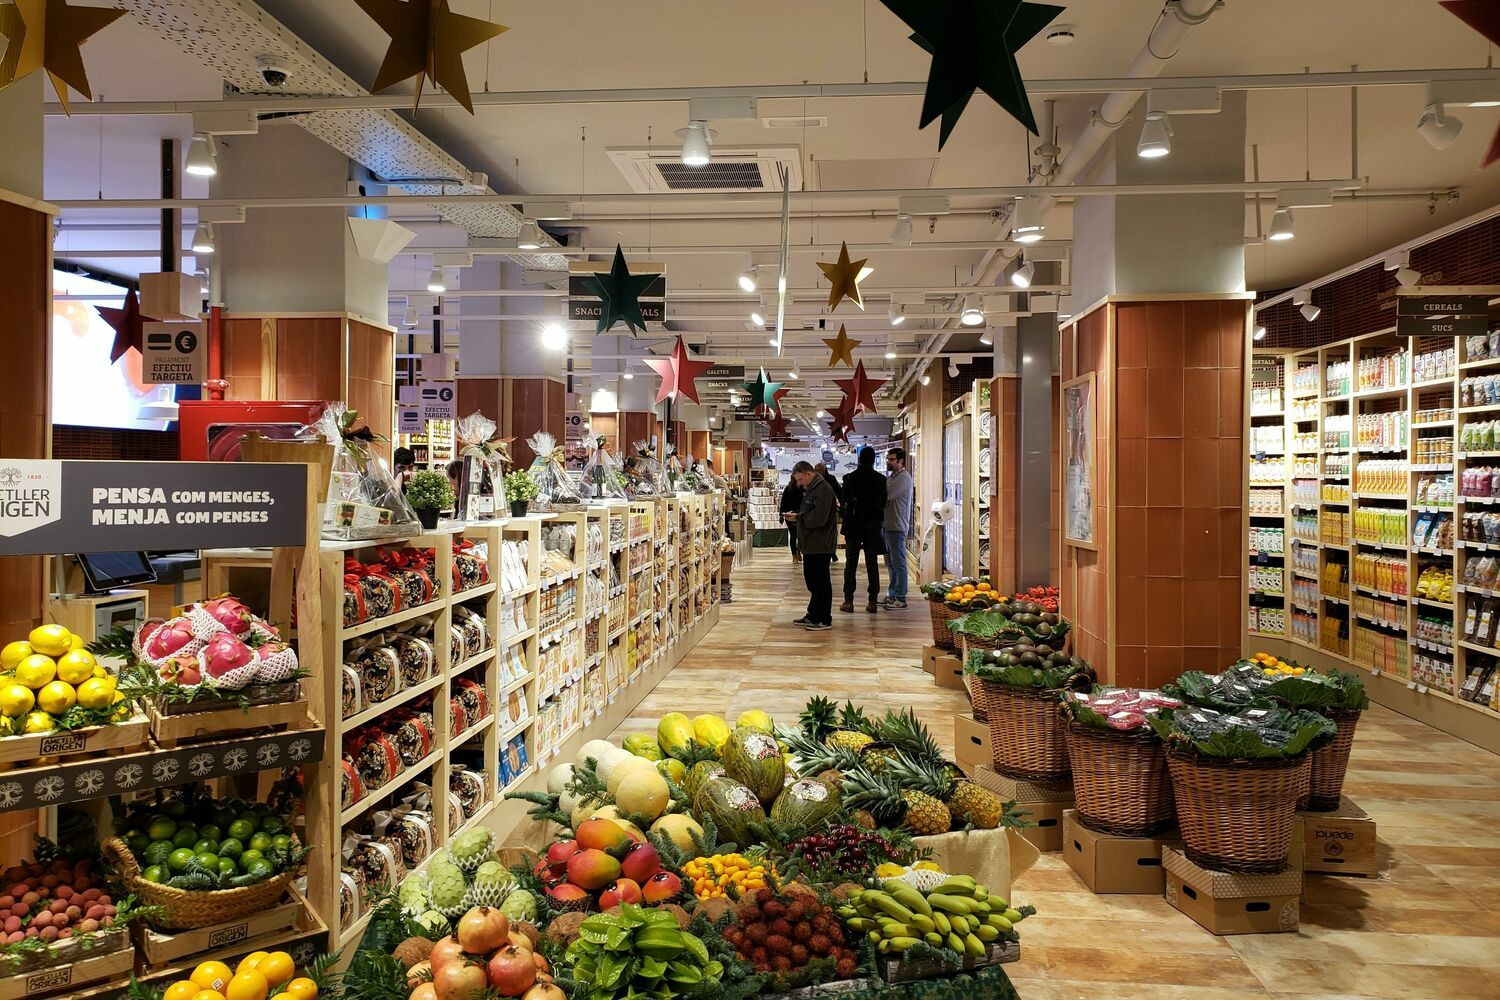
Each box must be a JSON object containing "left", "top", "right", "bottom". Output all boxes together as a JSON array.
[{"left": 52, "top": 269, "right": 177, "bottom": 431}]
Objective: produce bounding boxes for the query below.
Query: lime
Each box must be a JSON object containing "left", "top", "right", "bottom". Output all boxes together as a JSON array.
[
  {"left": 141, "top": 865, "right": 165, "bottom": 883},
  {"left": 270, "top": 834, "right": 292, "bottom": 850},
  {"left": 259, "top": 816, "right": 284, "bottom": 835},
  {"left": 147, "top": 817, "right": 178, "bottom": 841},
  {"left": 218, "top": 838, "right": 244, "bottom": 859},
  {"left": 173, "top": 828, "right": 199, "bottom": 849},
  {"left": 167, "top": 848, "right": 196, "bottom": 874},
  {"left": 238, "top": 848, "right": 264, "bottom": 868},
  {"left": 215, "top": 856, "right": 238, "bottom": 876},
  {"left": 193, "top": 838, "right": 220, "bottom": 856},
  {"left": 198, "top": 824, "right": 222, "bottom": 843},
  {"left": 126, "top": 832, "right": 151, "bottom": 856},
  {"left": 242, "top": 858, "right": 274, "bottom": 881},
  {"left": 247, "top": 832, "right": 272, "bottom": 853},
  {"left": 227, "top": 819, "right": 255, "bottom": 842},
  {"left": 145, "top": 841, "right": 175, "bottom": 867},
  {"left": 249, "top": 803, "right": 270, "bottom": 818},
  {"left": 196, "top": 852, "right": 220, "bottom": 871},
  {"left": 164, "top": 800, "right": 189, "bottom": 820}
]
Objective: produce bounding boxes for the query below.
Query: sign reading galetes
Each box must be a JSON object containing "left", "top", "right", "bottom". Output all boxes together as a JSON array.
[{"left": 141, "top": 321, "right": 206, "bottom": 384}]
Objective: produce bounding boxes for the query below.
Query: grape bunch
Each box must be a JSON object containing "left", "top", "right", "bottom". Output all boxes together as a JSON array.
[{"left": 788, "top": 824, "right": 899, "bottom": 879}]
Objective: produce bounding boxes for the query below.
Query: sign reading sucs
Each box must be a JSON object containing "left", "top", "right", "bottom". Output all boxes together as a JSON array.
[{"left": 0, "top": 461, "right": 307, "bottom": 555}]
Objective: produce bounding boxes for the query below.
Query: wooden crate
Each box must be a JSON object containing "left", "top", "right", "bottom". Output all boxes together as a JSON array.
[
  {"left": 0, "top": 716, "right": 149, "bottom": 771},
  {"left": 0, "top": 944, "right": 134, "bottom": 1000},
  {"left": 879, "top": 939, "right": 1019, "bottom": 984},
  {"left": 136, "top": 887, "right": 305, "bottom": 965},
  {"left": 147, "top": 693, "right": 307, "bottom": 747},
  {"left": 2, "top": 929, "right": 129, "bottom": 975}
]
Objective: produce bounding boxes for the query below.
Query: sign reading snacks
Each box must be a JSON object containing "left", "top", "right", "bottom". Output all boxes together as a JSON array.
[
  {"left": 568, "top": 270, "right": 667, "bottom": 323},
  {"left": 1396, "top": 289, "right": 1496, "bottom": 337},
  {"left": 700, "top": 364, "right": 747, "bottom": 392},
  {"left": 141, "top": 320, "right": 205, "bottom": 384},
  {"left": 417, "top": 380, "right": 458, "bottom": 421},
  {"left": 0, "top": 460, "right": 307, "bottom": 555}
]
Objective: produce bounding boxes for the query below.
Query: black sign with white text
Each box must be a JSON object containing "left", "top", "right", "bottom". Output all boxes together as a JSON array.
[
  {"left": 1397, "top": 314, "right": 1488, "bottom": 338},
  {"left": 1395, "top": 293, "right": 1491, "bottom": 318},
  {"left": 0, "top": 460, "right": 307, "bottom": 555},
  {"left": 568, "top": 273, "right": 667, "bottom": 323}
]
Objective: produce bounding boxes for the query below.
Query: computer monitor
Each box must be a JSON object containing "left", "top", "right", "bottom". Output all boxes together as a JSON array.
[{"left": 76, "top": 552, "right": 158, "bottom": 594}]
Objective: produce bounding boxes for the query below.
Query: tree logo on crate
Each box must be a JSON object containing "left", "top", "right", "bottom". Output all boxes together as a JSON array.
[
  {"left": 0, "top": 461, "right": 62, "bottom": 539},
  {"left": 1324, "top": 840, "right": 1345, "bottom": 857}
]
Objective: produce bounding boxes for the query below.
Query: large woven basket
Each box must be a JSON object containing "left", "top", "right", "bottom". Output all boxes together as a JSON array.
[
  {"left": 958, "top": 639, "right": 990, "bottom": 721},
  {"left": 1294, "top": 754, "right": 1311, "bottom": 810},
  {"left": 930, "top": 602, "right": 962, "bottom": 649},
  {"left": 980, "top": 682, "right": 1069, "bottom": 781},
  {"left": 1064, "top": 721, "right": 1174, "bottom": 836},
  {"left": 104, "top": 836, "right": 298, "bottom": 929},
  {"left": 1307, "top": 707, "right": 1361, "bottom": 811},
  {"left": 1165, "top": 750, "right": 1302, "bottom": 874}
]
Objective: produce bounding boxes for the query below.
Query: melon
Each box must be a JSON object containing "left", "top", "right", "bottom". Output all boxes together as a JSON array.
[
  {"left": 769, "top": 778, "right": 842, "bottom": 836},
  {"left": 721, "top": 726, "right": 786, "bottom": 805},
  {"left": 650, "top": 813, "right": 704, "bottom": 853},
  {"left": 547, "top": 763, "right": 576, "bottom": 796},
  {"left": 657, "top": 712, "right": 696, "bottom": 760},
  {"left": 607, "top": 754, "right": 660, "bottom": 798},
  {"left": 616, "top": 767, "right": 671, "bottom": 820},
  {"left": 736, "top": 709, "right": 775, "bottom": 734},
  {"left": 594, "top": 746, "right": 633, "bottom": 783},
  {"left": 683, "top": 760, "right": 726, "bottom": 801},
  {"left": 694, "top": 776, "right": 766, "bottom": 849},
  {"left": 577, "top": 739, "right": 618, "bottom": 769},
  {"left": 657, "top": 758, "right": 687, "bottom": 786}
]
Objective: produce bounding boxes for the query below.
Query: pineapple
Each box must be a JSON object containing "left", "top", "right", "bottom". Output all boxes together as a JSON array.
[
  {"left": 858, "top": 741, "right": 899, "bottom": 773},
  {"left": 900, "top": 787, "right": 952, "bottom": 836},
  {"left": 886, "top": 753, "right": 955, "bottom": 836},
  {"left": 945, "top": 778, "right": 1007, "bottom": 830},
  {"left": 782, "top": 730, "right": 860, "bottom": 778},
  {"left": 840, "top": 767, "right": 909, "bottom": 829},
  {"left": 874, "top": 707, "right": 947, "bottom": 765},
  {"left": 826, "top": 728, "right": 874, "bottom": 754},
  {"left": 838, "top": 700, "right": 874, "bottom": 734},
  {"left": 798, "top": 696, "right": 838, "bottom": 740}
]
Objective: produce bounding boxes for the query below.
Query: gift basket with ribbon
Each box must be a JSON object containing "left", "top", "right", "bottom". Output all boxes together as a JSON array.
[
  {"left": 454, "top": 411, "right": 511, "bottom": 520},
  {"left": 524, "top": 430, "right": 583, "bottom": 510},
  {"left": 622, "top": 439, "right": 667, "bottom": 497},
  {"left": 306, "top": 403, "right": 420, "bottom": 540},
  {"left": 580, "top": 434, "right": 629, "bottom": 500}
]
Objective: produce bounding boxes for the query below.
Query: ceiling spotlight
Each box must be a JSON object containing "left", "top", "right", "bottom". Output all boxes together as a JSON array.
[
  {"left": 622, "top": 370, "right": 634, "bottom": 380},
  {"left": 979, "top": 328, "right": 994, "bottom": 346},
  {"left": 816, "top": 409, "right": 827, "bottom": 418},
  {"left": 191, "top": 223, "right": 215, "bottom": 254},
  {"left": 1253, "top": 324, "right": 1267, "bottom": 341},
  {"left": 184, "top": 133, "right": 217, "bottom": 177},
  {"left": 517, "top": 219, "right": 544, "bottom": 250},
  {"left": 750, "top": 310, "right": 765, "bottom": 326},
  {"left": 426, "top": 265, "right": 447, "bottom": 293},
  {"left": 737, "top": 266, "right": 758, "bottom": 293},
  {"left": 959, "top": 296, "right": 985, "bottom": 326},
  {"left": 920, "top": 374, "right": 932, "bottom": 386},
  {"left": 541, "top": 321, "right": 567, "bottom": 350},
  {"left": 196, "top": 269, "right": 210, "bottom": 295},
  {"left": 1012, "top": 196, "right": 1044, "bottom": 243},
  {"left": 1385, "top": 250, "right": 1421, "bottom": 287},
  {"left": 885, "top": 346, "right": 897, "bottom": 359},
  {"left": 948, "top": 360, "right": 960, "bottom": 378},
  {"left": 890, "top": 212, "right": 913, "bottom": 247},
  {"left": 1300, "top": 302, "right": 1321, "bottom": 322},
  {"left": 403, "top": 305, "right": 419, "bottom": 328},
  {"left": 1417, "top": 102, "right": 1463, "bottom": 150},
  {"left": 889, "top": 302, "right": 906, "bottom": 326},
  {"left": 789, "top": 368, "right": 799, "bottom": 380},
  {"left": 1137, "top": 111, "right": 1172, "bottom": 159},
  {"left": 767, "top": 337, "right": 778, "bottom": 347},
  {"left": 1010, "top": 257, "right": 1035, "bottom": 289},
  {"left": 677, "top": 120, "right": 713, "bottom": 166},
  {"left": 1268, "top": 207, "right": 1296, "bottom": 241}
]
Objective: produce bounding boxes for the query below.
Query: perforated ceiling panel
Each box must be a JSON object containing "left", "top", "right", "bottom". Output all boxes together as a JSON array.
[{"left": 117, "top": 0, "right": 567, "bottom": 265}]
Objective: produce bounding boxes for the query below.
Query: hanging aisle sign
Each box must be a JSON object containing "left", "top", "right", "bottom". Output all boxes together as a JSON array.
[
  {"left": 0, "top": 460, "right": 308, "bottom": 555},
  {"left": 568, "top": 261, "right": 667, "bottom": 324},
  {"left": 141, "top": 321, "right": 206, "bottom": 384},
  {"left": 398, "top": 406, "right": 423, "bottom": 434},
  {"left": 417, "top": 380, "right": 458, "bottom": 421},
  {"left": 1396, "top": 288, "right": 1497, "bottom": 337}
]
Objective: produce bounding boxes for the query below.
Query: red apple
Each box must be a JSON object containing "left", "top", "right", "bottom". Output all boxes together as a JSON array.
[
  {"left": 619, "top": 843, "right": 660, "bottom": 883},
  {"left": 598, "top": 878, "right": 642, "bottom": 909},
  {"left": 642, "top": 870, "right": 682, "bottom": 903},
  {"left": 485, "top": 945, "right": 537, "bottom": 996}
]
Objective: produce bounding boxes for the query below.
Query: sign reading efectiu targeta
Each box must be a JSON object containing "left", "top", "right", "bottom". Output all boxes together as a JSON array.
[{"left": 0, "top": 461, "right": 308, "bottom": 555}]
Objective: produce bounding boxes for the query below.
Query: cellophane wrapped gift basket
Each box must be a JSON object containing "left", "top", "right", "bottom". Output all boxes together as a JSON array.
[
  {"left": 306, "top": 403, "right": 420, "bottom": 541},
  {"left": 454, "top": 411, "right": 510, "bottom": 520},
  {"left": 580, "top": 434, "right": 629, "bottom": 501},
  {"left": 524, "top": 431, "right": 583, "bottom": 510}
]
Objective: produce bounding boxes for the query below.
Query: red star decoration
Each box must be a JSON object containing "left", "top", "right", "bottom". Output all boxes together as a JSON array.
[
  {"left": 1442, "top": 2, "right": 1500, "bottom": 166},
  {"left": 97, "top": 288, "right": 152, "bottom": 364},
  {"left": 832, "top": 360, "right": 888, "bottom": 414},
  {"left": 642, "top": 336, "right": 715, "bottom": 405},
  {"left": 826, "top": 397, "right": 857, "bottom": 443},
  {"left": 764, "top": 413, "right": 792, "bottom": 438}
]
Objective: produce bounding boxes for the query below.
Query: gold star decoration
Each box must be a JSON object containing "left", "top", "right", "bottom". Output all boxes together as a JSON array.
[
  {"left": 816, "top": 242, "right": 871, "bottom": 311},
  {"left": 352, "top": 0, "right": 508, "bottom": 114},
  {"left": 822, "top": 324, "right": 861, "bottom": 368},
  {"left": 0, "top": 0, "right": 126, "bottom": 115}
]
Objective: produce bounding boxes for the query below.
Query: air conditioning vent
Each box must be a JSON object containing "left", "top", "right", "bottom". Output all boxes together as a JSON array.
[
  {"left": 607, "top": 146, "right": 803, "bottom": 194},
  {"left": 762, "top": 115, "right": 828, "bottom": 129}
]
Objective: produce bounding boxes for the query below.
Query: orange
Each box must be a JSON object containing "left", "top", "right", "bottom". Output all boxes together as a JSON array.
[
  {"left": 191, "top": 992, "right": 226, "bottom": 1000},
  {"left": 191, "top": 962, "right": 233, "bottom": 993},
  {"left": 236, "top": 953, "right": 269, "bottom": 976},
  {"left": 283, "top": 978, "right": 319, "bottom": 1000},
  {"left": 165, "top": 983, "right": 200, "bottom": 1000},
  {"left": 256, "top": 952, "right": 296, "bottom": 988},
  {"left": 225, "top": 970, "right": 269, "bottom": 1000}
]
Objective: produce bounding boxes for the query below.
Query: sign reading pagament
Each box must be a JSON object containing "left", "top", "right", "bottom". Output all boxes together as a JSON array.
[{"left": 0, "top": 460, "right": 307, "bottom": 554}]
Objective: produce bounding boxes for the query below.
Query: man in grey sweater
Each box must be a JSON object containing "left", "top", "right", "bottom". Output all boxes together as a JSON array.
[
  {"left": 787, "top": 460, "right": 837, "bottom": 629},
  {"left": 882, "top": 447, "right": 916, "bottom": 608}
]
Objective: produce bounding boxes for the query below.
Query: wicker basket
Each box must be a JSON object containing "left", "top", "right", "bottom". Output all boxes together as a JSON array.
[
  {"left": 1064, "top": 721, "right": 1174, "bottom": 836},
  {"left": 1307, "top": 708, "right": 1361, "bottom": 811},
  {"left": 1294, "top": 753, "right": 1311, "bottom": 810},
  {"left": 103, "top": 836, "right": 299, "bottom": 929},
  {"left": 1165, "top": 750, "right": 1302, "bottom": 874},
  {"left": 980, "top": 682, "right": 1069, "bottom": 781},
  {"left": 930, "top": 602, "right": 962, "bottom": 649}
]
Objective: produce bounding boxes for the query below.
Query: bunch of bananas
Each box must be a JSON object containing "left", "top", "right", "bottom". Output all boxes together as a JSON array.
[{"left": 836, "top": 875, "right": 1030, "bottom": 958}]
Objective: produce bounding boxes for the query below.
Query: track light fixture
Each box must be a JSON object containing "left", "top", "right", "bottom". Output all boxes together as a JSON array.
[
  {"left": 677, "top": 121, "right": 713, "bottom": 166},
  {"left": 403, "top": 305, "right": 419, "bottom": 328},
  {"left": 789, "top": 367, "right": 799, "bottom": 380},
  {"left": 426, "top": 266, "right": 446, "bottom": 293},
  {"left": 738, "top": 266, "right": 758, "bottom": 293},
  {"left": 184, "top": 133, "right": 217, "bottom": 177},
  {"left": 1137, "top": 111, "right": 1172, "bottom": 158},
  {"left": 1011, "top": 196, "right": 1045, "bottom": 243},
  {"left": 622, "top": 370, "right": 634, "bottom": 380},
  {"left": 1010, "top": 256, "right": 1035, "bottom": 289},
  {"left": 885, "top": 345, "right": 897, "bottom": 359},
  {"left": 1417, "top": 101, "right": 1464, "bottom": 149},
  {"left": 191, "top": 223, "right": 215, "bottom": 254},
  {"left": 541, "top": 322, "right": 567, "bottom": 350},
  {"left": 750, "top": 310, "right": 765, "bottom": 327},
  {"left": 948, "top": 359, "right": 960, "bottom": 378},
  {"left": 959, "top": 295, "right": 985, "bottom": 326},
  {"left": 1268, "top": 207, "right": 1295, "bottom": 241},
  {"left": 1293, "top": 291, "right": 1321, "bottom": 323},
  {"left": 890, "top": 212, "right": 913, "bottom": 247},
  {"left": 517, "top": 219, "right": 544, "bottom": 250},
  {"left": 979, "top": 328, "right": 994, "bottom": 346},
  {"left": 1253, "top": 324, "right": 1266, "bottom": 341},
  {"left": 889, "top": 302, "right": 906, "bottom": 326},
  {"left": 920, "top": 373, "right": 932, "bottom": 386},
  {"left": 1385, "top": 251, "right": 1422, "bottom": 287}
]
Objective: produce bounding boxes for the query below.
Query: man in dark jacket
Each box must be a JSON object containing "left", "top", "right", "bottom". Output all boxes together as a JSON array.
[
  {"left": 779, "top": 477, "right": 805, "bottom": 562},
  {"left": 839, "top": 447, "right": 888, "bottom": 613},
  {"left": 787, "top": 460, "right": 836, "bottom": 630},
  {"left": 816, "top": 463, "right": 842, "bottom": 563}
]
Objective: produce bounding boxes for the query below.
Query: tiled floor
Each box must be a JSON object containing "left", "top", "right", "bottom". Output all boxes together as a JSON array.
[{"left": 611, "top": 550, "right": 1500, "bottom": 999}]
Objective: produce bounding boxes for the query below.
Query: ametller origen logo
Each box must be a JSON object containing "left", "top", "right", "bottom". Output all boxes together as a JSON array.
[{"left": 0, "top": 461, "right": 62, "bottom": 537}]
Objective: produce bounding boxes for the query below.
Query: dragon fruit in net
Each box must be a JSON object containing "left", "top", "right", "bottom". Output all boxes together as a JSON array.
[
  {"left": 190, "top": 595, "right": 256, "bottom": 638},
  {"left": 253, "top": 640, "right": 300, "bottom": 684},
  {"left": 143, "top": 618, "right": 202, "bottom": 666},
  {"left": 198, "top": 633, "right": 260, "bottom": 690}
]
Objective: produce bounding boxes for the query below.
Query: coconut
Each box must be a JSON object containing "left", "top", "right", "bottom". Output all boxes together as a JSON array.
[{"left": 393, "top": 936, "right": 435, "bottom": 969}]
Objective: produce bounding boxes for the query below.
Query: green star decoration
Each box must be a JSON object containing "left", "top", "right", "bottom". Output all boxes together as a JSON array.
[
  {"left": 579, "top": 244, "right": 661, "bottom": 335},
  {"left": 742, "top": 367, "right": 786, "bottom": 415},
  {"left": 881, "top": 0, "right": 1065, "bottom": 148}
]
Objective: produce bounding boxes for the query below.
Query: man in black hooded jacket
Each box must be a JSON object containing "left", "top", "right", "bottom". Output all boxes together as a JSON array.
[{"left": 839, "top": 447, "right": 887, "bottom": 613}]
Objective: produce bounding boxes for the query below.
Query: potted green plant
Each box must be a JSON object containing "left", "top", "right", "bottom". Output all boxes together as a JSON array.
[
  {"left": 504, "top": 469, "right": 539, "bottom": 517},
  {"left": 404, "top": 470, "right": 454, "bottom": 529}
]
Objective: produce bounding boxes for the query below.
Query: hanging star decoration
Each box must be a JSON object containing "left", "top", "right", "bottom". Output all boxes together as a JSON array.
[
  {"left": 97, "top": 288, "right": 152, "bottom": 364},
  {"left": 822, "top": 324, "right": 862, "bottom": 368},
  {"left": 816, "top": 242, "right": 871, "bottom": 311},
  {"left": 742, "top": 367, "right": 786, "bottom": 416},
  {"left": 579, "top": 243, "right": 661, "bottom": 335},
  {"left": 880, "top": 0, "right": 1065, "bottom": 149},
  {"left": 1441, "top": 1, "right": 1500, "bottom": 167},
  {"left": 642, "top": 336, "right": 715, "bottom": 405},
  {"left": 826, "top": 398, "right": 857, "bottom": 444},
  {"left": 764, "top": 412, "right": 792, "bottom": 438},
  {"left": 352, "top": 0, "right": 508, "bottom": 114},
  {"left": 833, "top": 360, "right": 889, "bottom": 415},
  {"left": 0, "top": 0, "right": 126, "bottom": 114}
]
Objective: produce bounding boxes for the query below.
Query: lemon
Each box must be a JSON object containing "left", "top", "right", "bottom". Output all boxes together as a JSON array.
[
  {"left": 22, "top": 710, "right": 54, "bottom": 734},
  {"left": 0, "top": 683, "right": 35, "bottom": 718},
  {"left": 13, "top": 654, "right": 56, "bottom": 690},
  {"left": 57, "top": 649, "right": 97, "bottom": 686},
  {"left": 69, "top": 634, "right": 85, "bottom": 650},
  {"left": 110, "top": 690, "right": 132, "bottom": 721},
  {"left": 0, "top": 716, "right": 13, "bottom": 737},
  {"left": 93, "top": 665, "right": 108, "bottom": 678},
  {"left": 27, "top": 624, "right": 73, "bottom": 657},
  {"left": 37, "top": 681, "right": 76, "bottom": 715},
  {"left": 76, "top": 677, "right": 115, "bottom": 710},
  {"left": 1, "top": 641, "right": 33, "bottom": 670}
]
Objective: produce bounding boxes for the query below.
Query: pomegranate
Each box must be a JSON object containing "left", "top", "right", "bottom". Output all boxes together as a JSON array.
[
  {"left": 522, "top": 984, "right": 566, "bottom": 1000},
  {"left": 506, "top": 930, "right": 532, "bottom": 951},
  {"left": 428, "top": 935, "right": 465, "bottom": 973},
  {"left": 433, "top": 960, "right": 488, "bottom": 1000},
  {"left": 201, "top": 596, "right": 254, "bottom": 634},
  {"left": 456, "top": 906, "right": 509, "bottom": 954},
  {"left": 484, "top": 945, "right": 536, "bottom": 996},
  {"left": 530, "top": 952, "right": 550, "bottom": 975},
  {"left": 409, "top": 985, "right": 438, "bottom": 1000},
  {"left": 406, "top": 960, "right": 433, "bottom": 990}
]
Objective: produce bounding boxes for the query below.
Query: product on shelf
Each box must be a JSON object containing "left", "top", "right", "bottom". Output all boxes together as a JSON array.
[
  {"left": 1356, "top": 410, "right": 1409, "bottom": 450},
  {"left": 1320, "top": 508, "right": 1349, "bottom": 546},
  {"left": 1325, "top": 359, "right": 1352, "bottom": 396},
  {"left": 313, "top": 403, "right": 421, "bottom": 541},
  {"left": 1, "top": 623, "right": 133, "bottom": 738},
  {"left": 1354, "top": 459, "right": 1408, "bottom": 496},
  {"left": 1250, "top": 384, "right": 1284, "bottom": 414},
  {"left": 1292, "top": 363, "right": 1319, "bottom": 398},
  {"left": 1414, "top": 432, "right": 1454, "bottom": 465},
  {"left": 1249, "top": 458, "right": 1285, "bottom": 485},
  {"left": 1356, "top": 349, "right": 1408, "bottom": 392},
  {"left": 1461, "top": 372, "right": 1500, "bottom": 409},
  {"left": 1413, "top": 512, "right": 1455, "bottom": 551},
  {"left": 1416, "top": 473, "right": 1456, "bottom": 506},
  {"left": 1353, "top": 553, "right": 1409, "bottom": 596},
  {"left": 1414, "top": 343, "right": 1457, "bottom": 383},
  {"left": 1250, "top": 425, "right": 1284, "bottom": 453},
  {"left": 1353, "top": 507, "right": 1407, "bottom": 546},
  {"left": 1322, "top": 413, "right": 1351, "bottom": 449}
]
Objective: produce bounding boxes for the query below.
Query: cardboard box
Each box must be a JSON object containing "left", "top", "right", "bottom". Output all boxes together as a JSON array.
[
  {"left": 1298, "top": 797, "right": 1379, "bottom": 876},
  {"left": 1162, "top": 848, "right": 1301, "bottom": 935},
  {"left": 971, "top": 766, "right": 1073, "bottom": 853},
  {"left": 925, "top": 645, "right": 966, "bottom": 690},
  {"left": 953, "top": 713, "right": 991, "bottom": 770},
  {"left": 1063, "top": 810, "right": 1180, "bottom": 894}
]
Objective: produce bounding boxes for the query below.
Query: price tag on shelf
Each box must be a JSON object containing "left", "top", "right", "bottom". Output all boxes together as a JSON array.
[
  {"left": 1407, "top": 681, "right": 1418, "bottom": 690},
  {"left": 1418, "top": 684, "right": 1429, "bottom": 695}
]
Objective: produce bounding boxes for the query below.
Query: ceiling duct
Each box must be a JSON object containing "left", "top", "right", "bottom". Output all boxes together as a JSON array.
[
  {"left": 607, "top": 146, "right": 802, "bottom": 194},
  {"left": 116, "top": 0, "right": 566, "bottom": 270}
]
